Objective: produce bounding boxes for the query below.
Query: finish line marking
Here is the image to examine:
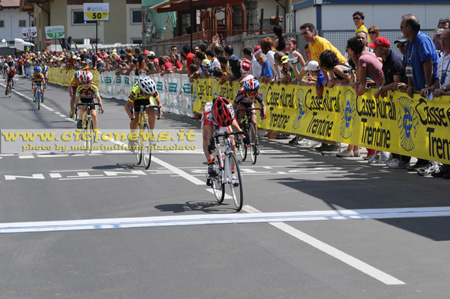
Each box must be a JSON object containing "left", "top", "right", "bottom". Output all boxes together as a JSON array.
[{"left": 1, "top": 206, "right": 449, "bottom": 235}]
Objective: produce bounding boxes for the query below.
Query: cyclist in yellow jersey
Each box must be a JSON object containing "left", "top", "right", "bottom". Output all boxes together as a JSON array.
[
  {"left": 69, "top": 70, "right": 82, "bottom": 118},
  {"left": 125, "top": 77, "right": 163, "bottom": 148},
  {"left": 32, "top": 66, "right": 45, "bottom": 103},
  {"left": 76, "top": 71, "right": 103, "bottom": 131}
]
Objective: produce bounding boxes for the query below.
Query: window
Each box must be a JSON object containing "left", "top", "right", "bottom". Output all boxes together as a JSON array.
[
  {"left": 131, "top": 10, "right": 142, "bottom": 24},
  {"left": 132, "top": 39, "right": 142, "bottom": 45},
  {"left": 72, "top": 11, "right": 97, "bottom": 25},
  {"left": 19, "top": 20, "right": 26, "bottom": 27},
  {"left": 0, "top": 21, "right": 4, "bottom": 28}
]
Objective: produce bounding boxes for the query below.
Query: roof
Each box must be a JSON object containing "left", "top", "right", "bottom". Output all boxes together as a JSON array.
[
  {"left": 293, "top": 0, "right": 450, "bottom": 10},
  {"left": 1, "top": 0, "right": 20, "bottom": 8},
  {"left": 151, "top": 0, "right": 245, "bottom": 13}
]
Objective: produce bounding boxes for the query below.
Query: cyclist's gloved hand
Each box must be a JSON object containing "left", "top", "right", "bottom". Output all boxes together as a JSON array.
[
  {"left": 243, "top": 134, "right": 250, "bottom": 145},
  {"left": 99, "top": 105, "right": 104, "bottom": 114},
  {"left": 260, "top": 111, "right": 266, "bottom": 119}
]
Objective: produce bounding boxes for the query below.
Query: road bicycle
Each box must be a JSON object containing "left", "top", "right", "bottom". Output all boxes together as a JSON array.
[
  {"left": 134, "top": 104, "right": 161, "bottom": 169},
  {"left": 235, "top": 106, "right": 261, "bottom": 164},
  {"left": 207, "top": 130, "right": 247, "bottom": 211},
  {"left": 77, "top": 102, "right": 101, "bottom": 154},
  {"left": 34, "top": 83, "right": 43, "bottom": 110},
  {"left": 5, "top": 78, "right": 13, "bottom": 98}
]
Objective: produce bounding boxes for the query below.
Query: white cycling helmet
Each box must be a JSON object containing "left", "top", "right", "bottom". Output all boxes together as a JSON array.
[
  {"left": 74, "top": 70, "right": 82, "bottom": 79},
  {"left": 138, "top": 76, "right": 157, "bottom": 94}
]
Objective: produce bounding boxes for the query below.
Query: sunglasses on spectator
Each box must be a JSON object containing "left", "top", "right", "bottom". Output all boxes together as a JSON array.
[
  {"left": 397, "top": 43, "right": 406, "bottom": 48},
  {"left": 368, "top": 31, "right": 377, "bottom": 34},
  {"left": 353, "top": 17, "right": 362, "bottom": 20}
]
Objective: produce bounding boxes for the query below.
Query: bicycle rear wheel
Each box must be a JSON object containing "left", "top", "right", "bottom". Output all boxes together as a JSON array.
[
  {"left": 142, "top": 123, "right": 152, "bottom": 169},
  {"left": 226, "top": 153, "right": 243, "bottom": 211},
  {"left": 211, "top": 155, "right": 225, "bottom": 203},
  {"left": 249, "top": 123, "right": 257, "bottom": 165}
]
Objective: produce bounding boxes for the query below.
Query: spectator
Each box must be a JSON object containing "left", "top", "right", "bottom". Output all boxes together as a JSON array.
[
  {"left": 170, "top": 53, "right": 183, "bottom": 70},
  {"left": 255, "top": 52, "right": 273, "bottom": 84},
  {"left": 180, "top": 45, "right": 195, "bottom": 74},
  {"left": 357, "top": 30, "right": 374, "bottom": 52},
  {"left": 188, "top": 64, "right": 200, "bottom": 82},
  {"left": 424, "top": 29, "right": 450, "bottom": 178},
  {"left": 319, "top": 50, "right": 352, "bottom": 88},
  {"left": 273, "top": 25, "right": 286, "bottom": 51},
  {"left": 304, "top": 61, "right": 325, "bottom": 98},
  {"left": 353, "top": 11, "right": 370, "bottom": 42},
  {"left": 286, "top": 38, "right": 307, "bottom": 79},
  {"left": 433, "top": 28, "right": 445, "bottom": 57},
  {"left": 299, "top": 23, "right": 347, "bottom": 86},
  {"left": 224, "top": 44, "right": 241, "bottom": 80},
  {"left": 251, "top": 46, "right": 262, "bottom": 79},
  {"left": 145, "top": 51, "right": 160, "bottom": 74},
  {"left": 134, "top": 48, "right": 145, "bottom": 75},
  {"left": 160, "top": 56, "right": 173, "bottom": 76},
  {"left": 171, "top": 45, "right": 180, "bottom": 60},
  {"left": 242, "top": 47, "right": 253, "bottom": 66},
  {"left": 280, "top": 55, "right": 295, "bottom": 84},
  {"left": 206, "top": 49, "right": 220, "bottom": 68},
  {"left": 260, "top": 37, "right": 280, "bottom": 80},
  {"left": 368, "top": 25, "right": 380, "bottom": 48},
  {"left": 438, "top": 17, "right": 450, "bottom": 29},
  {"left": 401, "top": 14, "right": 439, "bottom": 171}
]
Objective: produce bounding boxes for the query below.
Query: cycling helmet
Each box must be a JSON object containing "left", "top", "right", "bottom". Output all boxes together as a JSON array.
[
  {"left": 34, "top": 66, "right": 41, "bottom": 72},
  {"left": 213, "top": 97, "right": 234, "bottom": 127},
  {"left": 74, "top": 70, "right": 82, "bottom": 79},
  {"left": 80, "top": 71, "right": 93, "bottom": 83},
  {"left": 243, "top": 78, "right": 260, "bottom": 91},
  {"left": 201, "top": 59, "right": 211, "bottom": 68},
  {"left": 138, "top": 76, "right": 157, "bottom": 94}
]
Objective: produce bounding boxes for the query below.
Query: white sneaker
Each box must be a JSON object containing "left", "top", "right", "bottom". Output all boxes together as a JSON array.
[
  {"left": 378, "top": 151, "right": 389, "bottom": 164},
  {"left": 336, "top": 149, "right": 354, "bottom": 157},
  {"left": 417, "top": 162, "right": 441, "bottom": 176},
  {"left": 353, "top": 151, "right": 360, "bottom": 157},
  {"left": 368, "top": 154, "right": 379, "bottom": 164}
]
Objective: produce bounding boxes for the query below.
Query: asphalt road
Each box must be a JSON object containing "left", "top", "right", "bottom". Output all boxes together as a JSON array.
[{"left": 1, "top": 76, "right": 450, "bottom": 299}]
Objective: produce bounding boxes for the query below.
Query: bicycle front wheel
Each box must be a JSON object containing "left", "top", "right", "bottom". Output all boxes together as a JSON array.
[
  {"left": 142, "top": 123, "right": 152, "bottom": 169},
  {"left": 211, "top": 155, "right": 225, "bottom": 203},
  {"left": 37, "top": 93, "right": 40, "bottom": 110},
  {"left": 85, "top": 118, "right": 93, "bottom": 153},
  {"left": 249, "top": 123, "right": 257, "bottom": 164},
  {"left": 226, "top": 153, "right": 243, "bottom": 211},
  {"left": 136, "top": 125, "right": 143, "bottom": 165}
]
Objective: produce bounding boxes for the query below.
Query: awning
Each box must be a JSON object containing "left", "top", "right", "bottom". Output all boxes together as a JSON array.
[{"left": 151, "top": 0, "right": 244, "bottom": 13}]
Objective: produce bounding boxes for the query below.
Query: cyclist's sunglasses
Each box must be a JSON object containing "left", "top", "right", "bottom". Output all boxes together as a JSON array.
[{"left": 246, "top": 91, "right": 257, "bottom": 96}]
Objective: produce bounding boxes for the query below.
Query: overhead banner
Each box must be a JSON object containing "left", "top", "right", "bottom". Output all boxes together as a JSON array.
[
  {"left": 22, "top": 27, "right": 37, "bottom": 39},
  {"left": 84, "top": 3, "right": 110, "bottom": 21},
  {"left": 45, "top": 26, "right": 65, "bottom": 39},
  {"left": 192, "top": 79, "right": 450, "bottom": 164}
]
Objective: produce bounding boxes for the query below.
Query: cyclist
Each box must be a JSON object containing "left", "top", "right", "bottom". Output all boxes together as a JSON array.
[
  {"left": 41, "top": 63, "right": 49, "bottom": 88},
  {"left": 69, "top": 70, "right": 82, "bottom": 118},
  {"left": 124, "top": 76, "right": 163, "bottom": 148},
  {"left": 202, "top": 97, "right": 244, "bottom": 181},
  {"left": 32, "top": 66, "right": 45, "bottom": 103},
  {"left": 76, "top": 71, "right": 103, "bottom": 130},
  {"left": 232, "top": 78, "right": 266, "bottom": 151},
  {"left": 5, "top": 67, "right": 16, "bottom": 94}
]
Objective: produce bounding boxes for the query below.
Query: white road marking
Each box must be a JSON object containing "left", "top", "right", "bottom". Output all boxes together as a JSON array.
[
  {"left": 250, "top": 206, "right": 408, "bottom": 285},
  {"left": 151, "top": 157, "right": 205, "bottom": 185}
]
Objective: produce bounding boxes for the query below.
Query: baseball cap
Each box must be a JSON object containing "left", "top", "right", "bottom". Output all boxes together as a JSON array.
[
  {"left": 304, "top": 60, "right": 320, "bottom": 71},
  {"left": 147, "top": 51, "right": 156, "bottom": 58},
  {"left": 281, "top": 55, "right": 289, "bottom": 64},
  {"left": 143, "top": 50, "right": 149, "bottom": 55},
  {"left": 201, "top": 59, "right": 211, "bottom": 68},
  {"left": 373, "top": 37, "right": 390, "bottom": 48},
  {"left": 252, "top": 46, "right": 262, "bottom": 55},
  {"left": 394, "top": 35, "right": 408, "bottom": 44}
]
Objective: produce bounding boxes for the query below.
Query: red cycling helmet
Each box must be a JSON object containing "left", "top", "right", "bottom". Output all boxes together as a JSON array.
[{"left": 213, "top": 97, "right": 234, "bottom": 127}]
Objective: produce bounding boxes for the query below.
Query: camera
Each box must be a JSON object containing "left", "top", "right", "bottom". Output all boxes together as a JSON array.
[
  {"left": 288, "top": 56, "right": 299, "bottom": 64},
  {"left": 343, "top": 68, "right": 353, "bottom": 74}
]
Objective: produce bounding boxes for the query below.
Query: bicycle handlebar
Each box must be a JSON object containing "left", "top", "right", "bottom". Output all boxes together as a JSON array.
[
  {"left": 138, "top": 104, "right": 162, "bottom": 120},
  {"left": 238, "top": 107, "right": 261, "bottom": 112},
  {"left": 208, "top": 131, "right": 249, "bottom": 154}
]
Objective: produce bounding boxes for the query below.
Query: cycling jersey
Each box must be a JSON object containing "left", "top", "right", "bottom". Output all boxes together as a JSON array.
[
  {"left": 42, "top": 65, "right": 49, "bottom": 74},
  {"left": 127, "top": 83, "right": 159, "bottom": 103},
  {"left": 7, "top": 70, "right": 16, "bottom": 79},
  {"left": 76, "top": 83, "right": 99, "bottom": 100},
  {"left": 233, "top": 89, "right": 263, "bottom": 106},
  {"left": 32, "top": 72, "right": 45, "bottom": 83},
  {"left": 201, "top": 101, "right": 234, "bottom": 129}
]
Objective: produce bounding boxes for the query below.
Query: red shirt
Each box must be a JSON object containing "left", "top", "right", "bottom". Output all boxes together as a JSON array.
[{"left": 186, "top": 52, "right": 195, "bottom": 73}]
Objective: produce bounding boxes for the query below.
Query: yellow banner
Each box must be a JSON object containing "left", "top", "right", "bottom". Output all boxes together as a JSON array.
[
  {"left": 192, "top": 79, "right": 450, "bottom": 164},
  {"left": 48, "top": 67, "right": 100, "bottom": 86}
]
